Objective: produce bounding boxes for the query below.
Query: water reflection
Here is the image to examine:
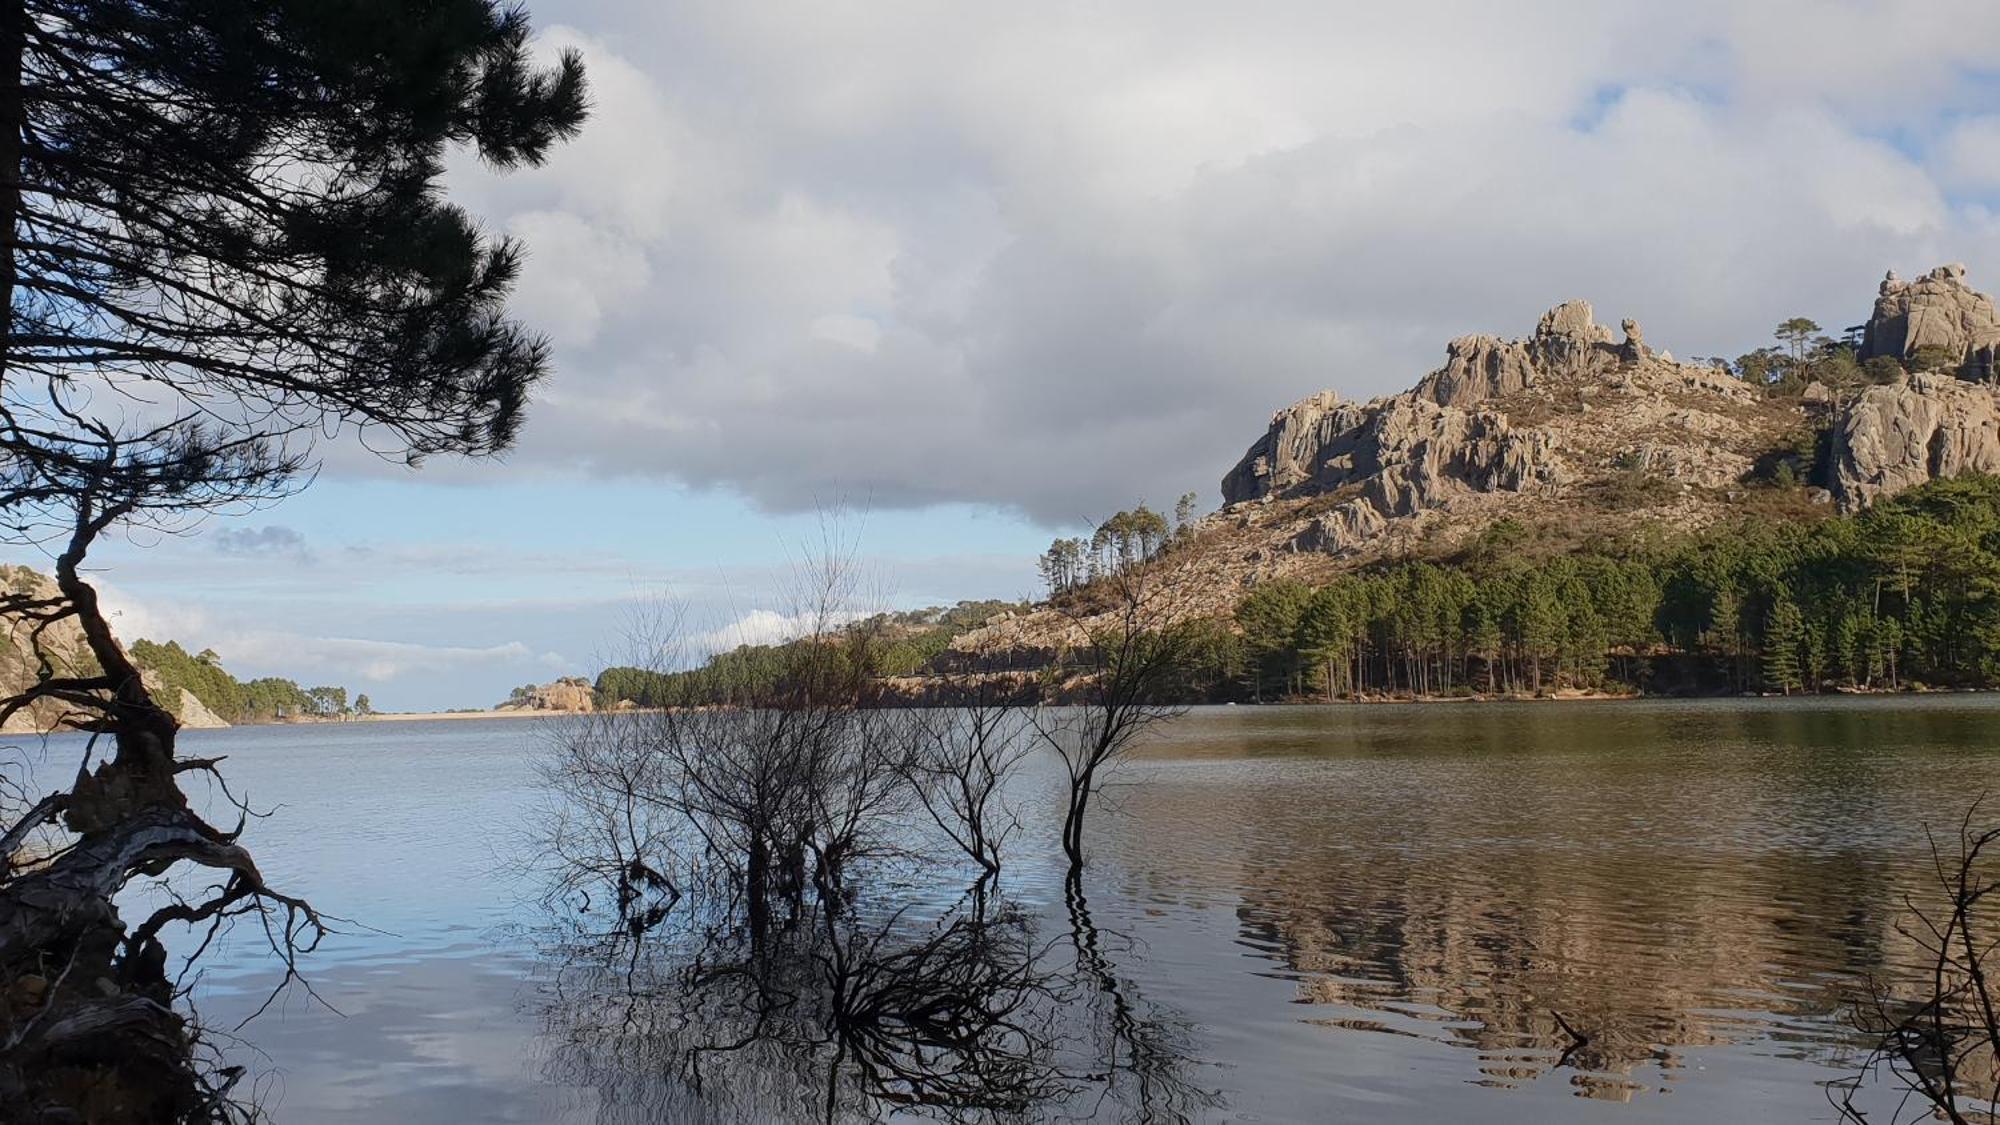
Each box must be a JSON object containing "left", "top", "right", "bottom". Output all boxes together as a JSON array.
[
  {"left": 532, "top": 881, "right": 1215, "bottom": 1123},
  {"left": 1102, "top": 700, "right": 1993, "bottom": 1105},
  {"left": 147, "top": 700, "right": 2000, "bottom": 1122}
]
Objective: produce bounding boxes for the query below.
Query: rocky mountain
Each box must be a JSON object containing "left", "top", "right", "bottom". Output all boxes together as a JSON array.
[
  {"left": 0, "top": 566, "right": 230, "bottom": 734},
  {"left": 1220, "top": 263, "right": 2000, "bottom": 555},
  {"left": 967, "top": 262, "right": 2000, "bottom": 653}
]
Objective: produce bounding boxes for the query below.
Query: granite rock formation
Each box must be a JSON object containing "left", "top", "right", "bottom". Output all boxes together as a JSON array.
[
  {"left": 1222, "top": 299, "right": 1750, "bottom": 553},
  {"left": 976, "top": 263, "right": 2000, "bottom": 654},
  {"left": 1827, "top": 372, "right": 2000, "bottom": 509},
  {"left": 1860, "top": 263, "right": 2000, "bottom": 380},
  {"left": 499, "top": 676, "right": 596, "bottom": 713},
  {"left": 0, "top": 566, "right": 229, "bottom": 732}
]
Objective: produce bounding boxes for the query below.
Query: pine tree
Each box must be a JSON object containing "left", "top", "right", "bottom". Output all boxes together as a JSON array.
[
  {"left": 1764, "top": 594, "right": 1806, "bottom": 694},
  {"left": 0, "top": 3, "right": 586, "bottom": 1114}
]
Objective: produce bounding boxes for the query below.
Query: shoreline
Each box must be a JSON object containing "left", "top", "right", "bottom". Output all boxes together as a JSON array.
[{"left": 354, "top": 708, "right": 575, "bottom": 724}]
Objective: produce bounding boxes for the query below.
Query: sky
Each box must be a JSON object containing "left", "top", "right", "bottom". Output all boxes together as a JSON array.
[{"left": 19, "top": 0, "right": 2000, "bottom": 710}]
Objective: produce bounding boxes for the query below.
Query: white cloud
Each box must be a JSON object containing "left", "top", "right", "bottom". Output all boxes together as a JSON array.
[
  {"left": 1941, "top": 116, "right": 2000, "bottom": 191},
  {"left": 211, "top": 635, "right": 557, "bottom": 684},
  {"left": 688, "top": 607, "right": 873, "bottom": 654},
  {"left": 506, "top": 210, "right": 653, "bottom": 347},
  {"left": 413, "top": 2, "right": 2000, "bottom": 525},
  {"left": 94, "top": 577, "right": 566, "bottom": 688}
]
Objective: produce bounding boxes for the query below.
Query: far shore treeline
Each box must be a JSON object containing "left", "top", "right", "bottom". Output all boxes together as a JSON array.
[
  {"left": 598, "top": 474, "right": 2000, "bottom": 707},
  {"left": 131, "top": 639, "right": 364, "bottom": 723}
]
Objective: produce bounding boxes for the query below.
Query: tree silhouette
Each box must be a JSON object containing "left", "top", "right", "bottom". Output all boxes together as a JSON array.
[{"left": 0, "top": 1, "right": 586, "bottom": 1118}]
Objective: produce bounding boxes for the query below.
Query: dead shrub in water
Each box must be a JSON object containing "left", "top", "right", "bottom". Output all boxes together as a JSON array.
[{"left": 1836, "top": 804, "right": 2000, "bottom": 1124}]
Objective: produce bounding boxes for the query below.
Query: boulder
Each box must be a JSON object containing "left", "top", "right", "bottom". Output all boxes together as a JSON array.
[
  {"left": 1527, "top": 299, "right": 1617, "bottom": 378},
  {"left": 1291, "top": 501, "right": 1387, "bottom": 554},
  {"left": 172, "top": 685, "right": 229, "bottom": 729}
]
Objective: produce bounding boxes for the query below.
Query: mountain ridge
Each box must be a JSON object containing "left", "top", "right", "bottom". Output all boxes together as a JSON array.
[{"left": 966, "top": 262, "right": 2000, "bottom": 654}]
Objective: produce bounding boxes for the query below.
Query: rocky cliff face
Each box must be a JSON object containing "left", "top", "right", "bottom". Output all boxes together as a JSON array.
[
  {"left": 1828, "top": 372, "right": 2000, "bottom": 509},
  {"left": 1222, "top": 264, "right": 2000, "bottom": 555},
  {"left": 973, "top": 263, "right": 2000, "bottom": 655},
  {"left": 0, "top": 566, "right": 229, "bottom": 733},
  {"left": 1221, "top": 298, "right": 1766, "bottom": 553}
]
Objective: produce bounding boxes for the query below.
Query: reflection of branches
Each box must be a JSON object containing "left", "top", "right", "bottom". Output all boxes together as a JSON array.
[
  {"left": 1836, "top": 803, "right": 2000, "bottom": 1125},
  {"left": 531, "top": 786, "right": 1222, "bottom": 1122},
  {"left": 822, "top": 899, "right": 1070, "bottom": 1116},
  {"left": 1066, "top": 879, "right": 1221, "bottom": 1125},
  {"left": 535, "top": 889, "right": 1077, "bottom": 1125},
  {"left": 531, "top": 545, "right": 1220, "bottom": 1122}
]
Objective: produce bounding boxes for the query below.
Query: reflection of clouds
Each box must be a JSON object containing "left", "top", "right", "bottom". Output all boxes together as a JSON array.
[{"left": 199, "top": 950, "right": 575, "bottom": 1124}]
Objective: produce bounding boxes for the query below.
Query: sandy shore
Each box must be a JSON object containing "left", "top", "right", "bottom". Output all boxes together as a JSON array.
[{"left": 355, "top": 708, "right": 573, "bottom": 724}]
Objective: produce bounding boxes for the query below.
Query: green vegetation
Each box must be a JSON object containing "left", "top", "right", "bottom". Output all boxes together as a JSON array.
[
  {"left": 1727, "top": 318, "right": 1908, "bottom": 398},
  {"left": 1231, "top": 475, "right": 2000, "bottom": 700},
  {"left": 1038, "top": 496, "right": 1199, "bottom": 595},
  {"left": 595, "top": 477, "right": 2000, "bottom": 708},
  {"left": 128, "top": 639, "right": 355, "bottom": 723},
  {"left": 591, "top": 478, "right": 2000, "bottom": 708},
  {"left": 596, "top": 599, "right": 1032, "bottom": 707}
]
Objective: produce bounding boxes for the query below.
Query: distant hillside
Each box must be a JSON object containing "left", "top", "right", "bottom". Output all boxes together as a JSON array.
[
  {"left": 0, "top": 565, "right": 357, "bottom": 732},
  {"left": 963, "top": 262, "right": 2000, "bottom": 654},
  {"left": 592, "top": 600, "right": 1032, "bottom": 708}
]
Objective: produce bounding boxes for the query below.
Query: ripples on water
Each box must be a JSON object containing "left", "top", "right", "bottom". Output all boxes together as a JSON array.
[{"left": 23, "top": 696, "right": 1997, "bottom": 1122}]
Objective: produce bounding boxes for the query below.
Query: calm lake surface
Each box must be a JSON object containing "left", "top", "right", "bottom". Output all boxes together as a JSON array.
[{"left": 24, "top": 696, "right": 2000, "bottom": 1122}]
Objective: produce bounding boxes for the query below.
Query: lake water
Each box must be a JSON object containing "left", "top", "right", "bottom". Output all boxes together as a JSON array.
[{"left": 21, "top": 696, "right": 2000, "bottom": 1123}]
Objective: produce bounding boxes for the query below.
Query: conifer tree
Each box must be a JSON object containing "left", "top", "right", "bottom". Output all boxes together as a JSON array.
[
  {"left": 0, "top": 2, "right": 587, "bottom": 1116},
  {"left": 1763, "top": 594, "right": 1806, "bottom": 694}
]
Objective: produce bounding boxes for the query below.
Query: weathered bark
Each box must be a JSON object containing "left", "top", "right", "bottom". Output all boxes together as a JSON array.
[{"left": 0, "top": 512, "right": 300, "bottom": 1123}]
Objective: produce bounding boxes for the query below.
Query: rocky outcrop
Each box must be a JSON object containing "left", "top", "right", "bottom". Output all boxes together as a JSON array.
[
  {"left": 1414, "top": 299, "right": 1619, "bottom": 408},
  {"left": 498, "top": 676, "right": 596, "bottom": 713},
  {"left": 0, "top": 566, "right": 232, "bottom": 732},
  {"left": 1828, "top": 372, "right": 2000, "bottom": 509},
  {"left": 1226, "top": 392, "right": 1563, "bottom": 515},
  {"left": 981, "top": 262, "right": 2000, "bottom": 656},
  {"left": 1221, "top": 298, "right": 1741, "bottom": 554},
  {"left": 1220, "top": 390, "right": 1351, "bottom": 501},
  {"left": 1229, "top": 262, "right": 2000, "bottom": 558},
  {"left": 138, "top": 671, "right": 230, "bottom": 730},
  {"left": 1860, "top": 264, "right": 2000, "bottom": 379},
  {"left": 0, "top": 567, "right": 97, "bottom": 733},
  {"left": 1417, "top": 335, "right": 1539, "bottom": 409}
]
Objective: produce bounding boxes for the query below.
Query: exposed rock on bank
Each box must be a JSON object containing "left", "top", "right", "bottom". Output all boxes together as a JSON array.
[
  {"left": 498, "top": 676, "right": 596, "bottom": 713},
  {"left": 0, "top": 566, "right": 230, "bottom": 733},
  {"left": 1829, "top": 372, "right": 2000, "bottom": 509}
]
